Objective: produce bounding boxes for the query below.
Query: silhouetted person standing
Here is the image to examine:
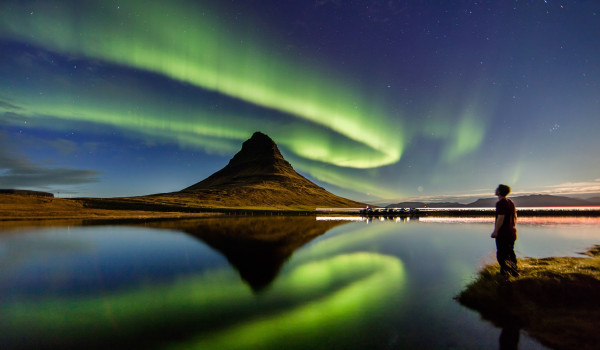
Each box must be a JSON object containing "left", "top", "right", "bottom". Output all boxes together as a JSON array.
[{"left": 491, "top": 184, "right": 518, "bottom": 276}]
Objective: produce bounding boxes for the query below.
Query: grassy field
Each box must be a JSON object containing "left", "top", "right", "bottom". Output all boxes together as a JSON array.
[
  {"left": 0, "top": 181, "right": 368, "bottom": 224},
  {"left": 0, "top": 193, "right": 216, "bottom": 225},
  {"left": 457, "top": 246, "right": 600, "bottom": 350}
]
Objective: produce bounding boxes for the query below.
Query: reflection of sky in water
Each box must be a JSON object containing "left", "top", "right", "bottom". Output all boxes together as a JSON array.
[
  {"left": 1, "top": 218, "right": 599, "bottom": 349},
  {"left": 0, "top": 226, "right": 228, "bottom": 297}
]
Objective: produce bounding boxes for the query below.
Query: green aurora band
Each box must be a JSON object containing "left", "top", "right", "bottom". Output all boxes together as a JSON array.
[
  {"left": 0, "top": 0, "right": 403, "bottom": 169},
  {"left": 0, "top": 223, "right": 406, "bottom": 349},
  {"left": 0, "top": 0, "right": 493, "bottom": 198}
]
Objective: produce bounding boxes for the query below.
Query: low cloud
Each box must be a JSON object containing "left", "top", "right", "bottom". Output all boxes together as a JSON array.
[
  {"left": 539, "top": 179, "right": 600, "bottom": 196},
  {"left": 0, "top": 133, "right": 100, "bottom": 189},
  {"left": 0, "top": 166, "right": 100, "bottom": 188}
]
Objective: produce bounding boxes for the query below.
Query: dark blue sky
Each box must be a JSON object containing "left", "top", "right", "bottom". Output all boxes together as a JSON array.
[{"left": 1, "top": 0, "right": 599, "bottom": 203}]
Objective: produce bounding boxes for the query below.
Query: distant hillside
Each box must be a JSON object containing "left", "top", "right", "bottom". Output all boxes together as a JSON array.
[
  {"left": 389, "top": 194, "right": 600, "bottom": 208},
  {"left": 469, "top": 195, "right": 597, "bottom": 207},
  {"left": 586, "top": 196, "right": 600, "bottom": 204},
  {"left": 386, "top": 201, "right": 466, "bottom": 208},
  {"left": 131, "top": 132, "right": 367, "bottom": 210},
  {"left": 0, "top": 189, "right": 54, "bottom": 197}
]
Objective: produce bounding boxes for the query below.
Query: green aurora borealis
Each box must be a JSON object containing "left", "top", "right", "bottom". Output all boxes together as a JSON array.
[
  {"left": 1, "top": 0, "right": 599, "bottom": 201},
  {"left": 1, "top": 1, "right": 402, "bottom": 167}
]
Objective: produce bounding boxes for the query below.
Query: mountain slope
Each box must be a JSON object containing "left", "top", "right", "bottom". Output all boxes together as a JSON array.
[
  {"left": 143, "top": 132, "right": 366, "bottom": 210},
  {"left": 183, "top": 131, "right": 318, "bottom": 191}
]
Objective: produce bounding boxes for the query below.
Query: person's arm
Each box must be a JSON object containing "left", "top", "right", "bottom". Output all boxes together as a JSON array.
[{"left": 491, "top": 214, "right": 504, "bottom": 238}]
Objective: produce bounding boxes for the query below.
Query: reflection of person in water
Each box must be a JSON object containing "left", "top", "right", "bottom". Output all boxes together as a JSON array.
[
  {"left": 491, "top": 184, "right": 518, "bottom": 277},
  {"left": 499, "top": 325, "right": 520, "bottom": 350}
]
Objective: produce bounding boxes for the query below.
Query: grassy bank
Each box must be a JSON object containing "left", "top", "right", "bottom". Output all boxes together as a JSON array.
[
  {"left": 0, "top": 194, "right": 217, "bottom": 224},
  {"left": 0, "top": 193, "right": 323, "bottom": 227},
  {"left": 456, "top": 246, "right": 600, "bottom": 350}
]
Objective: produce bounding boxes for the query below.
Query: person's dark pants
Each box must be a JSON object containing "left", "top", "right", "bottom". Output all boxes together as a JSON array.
[{"left": 496, "top": 237, "right": 518, "bottom": 276}]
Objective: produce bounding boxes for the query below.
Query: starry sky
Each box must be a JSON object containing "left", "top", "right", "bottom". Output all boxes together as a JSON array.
[{"left": 1, "top": 0, "right": 599, "bottom": 203}]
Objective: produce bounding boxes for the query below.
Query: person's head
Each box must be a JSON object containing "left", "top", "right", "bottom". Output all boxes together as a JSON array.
[{"left": 495, "top": 184, "right": 511, "bottom": 197}]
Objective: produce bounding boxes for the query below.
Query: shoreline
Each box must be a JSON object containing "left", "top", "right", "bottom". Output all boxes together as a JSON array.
[
  {"left": 457, "top": 246, "right": 600, "bottom": 350},
  {"left": 1, "top": 193, "right": 600, "bottom": 225}
]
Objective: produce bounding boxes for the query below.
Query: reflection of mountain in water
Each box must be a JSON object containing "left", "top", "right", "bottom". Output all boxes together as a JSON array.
[{"left": 148, "top": 217, "right": 345, "bottom": 291}]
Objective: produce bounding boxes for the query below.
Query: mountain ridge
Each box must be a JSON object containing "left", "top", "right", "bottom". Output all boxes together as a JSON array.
[{"left": 387, "top": 194, "right": 600, "bottom": 208}]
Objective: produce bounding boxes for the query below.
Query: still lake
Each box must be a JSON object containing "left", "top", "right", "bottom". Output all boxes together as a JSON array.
[{"left": 1, "top": 216, "right": 599, "bottom": 349}]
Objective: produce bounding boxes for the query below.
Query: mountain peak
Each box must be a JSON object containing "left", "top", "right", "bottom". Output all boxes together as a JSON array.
[
  {"left": 228, "top": 131, "right": 285, "bottom": 166},
  {"left": 249, "top": 131, "right": 275, "bottom": 145},
  {"left": 183, "top": 132, "right": 302, "bottom": 190}
]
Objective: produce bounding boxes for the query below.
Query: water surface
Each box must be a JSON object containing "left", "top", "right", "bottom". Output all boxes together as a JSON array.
[{"left": 1, "top": 216, "right": 599, "bottom": 349}]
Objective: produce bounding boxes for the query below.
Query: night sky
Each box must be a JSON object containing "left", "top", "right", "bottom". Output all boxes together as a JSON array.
[{"left": 1, "top": 1, "right": 599, "bottom": 203}]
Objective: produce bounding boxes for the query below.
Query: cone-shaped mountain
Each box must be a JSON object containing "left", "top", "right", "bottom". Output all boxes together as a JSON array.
[
  {"left": 184, "top": 132, "right": 309, "bottom": 190},
  {"left": 180, "top": 132, "right": 366, "bottom": 209}
]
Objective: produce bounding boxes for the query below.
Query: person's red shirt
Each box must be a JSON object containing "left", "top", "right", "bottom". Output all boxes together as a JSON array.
[{"left": 496, "top": 198, "right": 517, "bottom": 240}]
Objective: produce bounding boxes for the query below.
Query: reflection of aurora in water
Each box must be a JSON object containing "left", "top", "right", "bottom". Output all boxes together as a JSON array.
[{"left": 0, "top": 223, "right": 405, "bottom": 349}]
